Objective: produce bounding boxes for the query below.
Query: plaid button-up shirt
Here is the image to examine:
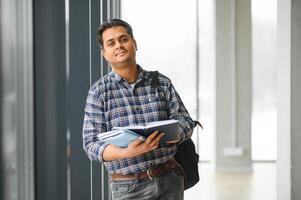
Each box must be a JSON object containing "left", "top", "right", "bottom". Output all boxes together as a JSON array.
[{"left": 82, "top": 65, "right": 195, "bottom": 174}]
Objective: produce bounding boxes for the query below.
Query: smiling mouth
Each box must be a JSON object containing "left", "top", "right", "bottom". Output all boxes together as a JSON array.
[{"left": 115, "top": 51, "right": 127, "bottom": 56}]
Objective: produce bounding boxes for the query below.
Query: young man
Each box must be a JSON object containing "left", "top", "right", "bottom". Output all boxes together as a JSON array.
[{"left": 83, "top": 19, "right": 195, "bottom": 200}]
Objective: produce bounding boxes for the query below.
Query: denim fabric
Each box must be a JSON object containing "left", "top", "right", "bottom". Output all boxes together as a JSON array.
[{"left": 110, "top": 168, "right": 184, "bottom": 200}]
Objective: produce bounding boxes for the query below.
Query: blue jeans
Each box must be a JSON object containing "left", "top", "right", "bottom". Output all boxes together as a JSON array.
[{"left": 110, "top": 168, "right": 184, "bottom": 200}]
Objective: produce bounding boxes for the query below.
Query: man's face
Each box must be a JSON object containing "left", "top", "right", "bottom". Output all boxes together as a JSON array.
[{"left": 101, "top": 26, "right": 137, "bottom": 67}]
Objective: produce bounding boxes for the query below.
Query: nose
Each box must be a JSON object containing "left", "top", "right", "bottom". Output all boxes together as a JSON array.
[{"left": 115, "top": 41, "right": 123, "bottom": 49}]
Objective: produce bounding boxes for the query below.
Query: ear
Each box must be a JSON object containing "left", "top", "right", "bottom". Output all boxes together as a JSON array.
[
  {"left": 101, "top": 48, "right": 108, "bottom": 61},
  {"left": 133, "top": 39, "right": 138, "bottom": 50}
]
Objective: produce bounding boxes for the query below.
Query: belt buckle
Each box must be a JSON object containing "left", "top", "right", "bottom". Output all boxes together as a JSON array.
[{"left": 146, "top": 169, "right": 154, "bottom": 180}]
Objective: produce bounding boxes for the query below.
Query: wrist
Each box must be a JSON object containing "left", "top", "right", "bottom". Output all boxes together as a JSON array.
[{"left": 121, "top": 147, "right": 132, "bottom": 158}]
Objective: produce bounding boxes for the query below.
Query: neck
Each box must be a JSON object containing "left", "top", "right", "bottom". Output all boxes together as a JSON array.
[{"left": 111, "top": 62, "right": 138, "bottom": 83}]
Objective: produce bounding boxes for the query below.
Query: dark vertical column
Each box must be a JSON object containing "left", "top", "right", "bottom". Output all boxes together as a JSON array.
[
  {"left": 90, "top": 1, "right": 111, "bottom": 199},
  {"left": 0, "top": 24, "right": 3, "bottom": 200},
  {"left": 291, "top": 0, "right": 301, "bottom": 198},
  {"left": 34, "top": 0, "right": 120, "bottom": 199},
  {"left": 69, "top": 0, "right": 109, "bottom": 199},
  {"left": 33, "top": 0, "right": 67, "bottom": 200},
  {"left": 68, "top": 0, "right": 91, "bottom": 196}
]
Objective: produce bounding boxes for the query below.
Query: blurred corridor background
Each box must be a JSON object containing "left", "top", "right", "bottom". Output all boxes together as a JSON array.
[{"left": 1, "top": 0, "right": 300, "bottom": 200}]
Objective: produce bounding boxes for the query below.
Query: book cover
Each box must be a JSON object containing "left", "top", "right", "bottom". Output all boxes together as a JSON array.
[
  {"left": 112, "top": 119, "right": 180, "bottom": 144},
  {"left": 98, "top": 129, "right": 144, "bottom": 148}
]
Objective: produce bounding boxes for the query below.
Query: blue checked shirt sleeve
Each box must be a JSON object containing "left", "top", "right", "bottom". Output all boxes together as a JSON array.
[
  {"left": 165, "top": 79, "right": 195, "bottom": 142},
  {"left": 82, "top": 85, "right": 109, "bottom": 163}
]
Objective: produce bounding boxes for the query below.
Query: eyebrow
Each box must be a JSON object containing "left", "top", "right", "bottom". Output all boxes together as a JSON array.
[{"left": 105, "top": 34, "right": 129, "bottom": 44}]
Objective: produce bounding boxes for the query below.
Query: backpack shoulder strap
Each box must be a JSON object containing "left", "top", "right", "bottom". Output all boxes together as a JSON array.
[
  {"left": 193, "top": 120, "right": 203, "bottom": 129},
  {"left": 150, "top": 70, "right": 159, "bottom": 88},
  {"left": 150, "top": 70, "right": 203, "bottom": 130}
]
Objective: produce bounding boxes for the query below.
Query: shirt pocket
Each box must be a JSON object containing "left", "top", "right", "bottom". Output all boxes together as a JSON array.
[
  {"left": 105, "top": 99, "right": 131, "bottom": 129},
  {"left": 141, "top": 93, "right": 168, "bottom": 121}
]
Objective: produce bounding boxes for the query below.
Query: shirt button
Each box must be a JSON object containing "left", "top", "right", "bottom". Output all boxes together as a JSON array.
[{"left": 133, "top": 90, "right": 139, "bottom": 96}]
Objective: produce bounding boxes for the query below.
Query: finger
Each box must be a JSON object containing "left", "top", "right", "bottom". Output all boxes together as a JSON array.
[
  {"left": 145, "top": 130, "right": 159, "bottom": 143},
  {"left": 165, "top": 133, "right": 180, "bottom": 144},
  {"left": 150, "top": 132, "right": 165, "bottom": 147},
  {"left": 165, "top": 139, "right": 180, "bottom": 144},
  {"left": 147, "top": 133, "right": 164, "bottom": 151},
  {"left": 131, "top": 136, "right": 145, "bottom": 146}
]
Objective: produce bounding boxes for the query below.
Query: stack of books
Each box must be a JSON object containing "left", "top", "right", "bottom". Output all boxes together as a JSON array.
[{"left": 98, "top": 119, "right": 180, "bottom": 147}]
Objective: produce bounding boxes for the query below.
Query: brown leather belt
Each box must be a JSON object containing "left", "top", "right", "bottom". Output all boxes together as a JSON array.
[{"left": 110, "top": 159, "right": 180, "bottom": 181}]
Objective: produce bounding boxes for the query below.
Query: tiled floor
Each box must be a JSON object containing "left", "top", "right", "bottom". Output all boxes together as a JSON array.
[{"left": 184, "top": 162, "right": 276, "bottom": 200}]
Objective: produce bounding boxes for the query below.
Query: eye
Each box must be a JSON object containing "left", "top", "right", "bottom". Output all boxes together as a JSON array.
[
  {"left": 107, "top": 41, "right": 114, "bottom": 47},
  {"left": 120, "top": 37, "right": 128, "bottom": 43}
]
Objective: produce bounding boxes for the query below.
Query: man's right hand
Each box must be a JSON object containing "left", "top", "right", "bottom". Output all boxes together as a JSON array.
[
  {"left": 126, "top": 130, "right": 165, "bottom": 158},
  {"left": 102, "top": 130, "right": 164, "bottom": 161}
]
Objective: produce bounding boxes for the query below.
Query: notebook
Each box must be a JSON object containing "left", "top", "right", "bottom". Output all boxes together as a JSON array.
[
  {"left": 112, "top": 119, "right": 180, "bottom": 144},
  {"left": 98, "top": 129, "right": 144, "bottom": 148}
]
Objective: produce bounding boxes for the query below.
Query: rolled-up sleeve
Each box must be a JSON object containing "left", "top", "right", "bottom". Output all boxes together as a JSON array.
[
  {"left": 165, "top": 79, "right": 195, "bottom": 142},
  {"left": 82, "top": 85, "right": 109, "bottom": 163}
]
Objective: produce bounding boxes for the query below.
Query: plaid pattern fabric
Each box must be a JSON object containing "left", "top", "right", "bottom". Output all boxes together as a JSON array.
[{"left": 82, "top": 65, "right": 195, "bottom": 174}]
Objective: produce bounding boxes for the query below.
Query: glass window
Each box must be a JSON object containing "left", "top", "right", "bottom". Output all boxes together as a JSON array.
[
  {"left": 251, "top": 0, "right": 277, "bottom": 161},
  {"left": 121, "top": 0, "right": 197, "bottom": 118},
  {"left": 121, "top": 0, "right": 215, "bottom": 161}
]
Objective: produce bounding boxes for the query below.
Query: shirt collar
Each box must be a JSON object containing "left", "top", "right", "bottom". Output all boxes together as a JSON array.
[{"left": 109, "top": 64, "right": 146, "bottom": 83}]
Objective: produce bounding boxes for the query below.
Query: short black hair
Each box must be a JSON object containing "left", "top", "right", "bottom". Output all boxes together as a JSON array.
[{"left": 96, "top": 19, "right": 134, "bottom": 48}]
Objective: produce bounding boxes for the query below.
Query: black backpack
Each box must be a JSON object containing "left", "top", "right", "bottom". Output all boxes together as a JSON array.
[
  {"left": 150, "top": 71, "right": 202, "bottom": 190},
  {"left": 174, "top": 121, "right": 202, "bottom": 190}
]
